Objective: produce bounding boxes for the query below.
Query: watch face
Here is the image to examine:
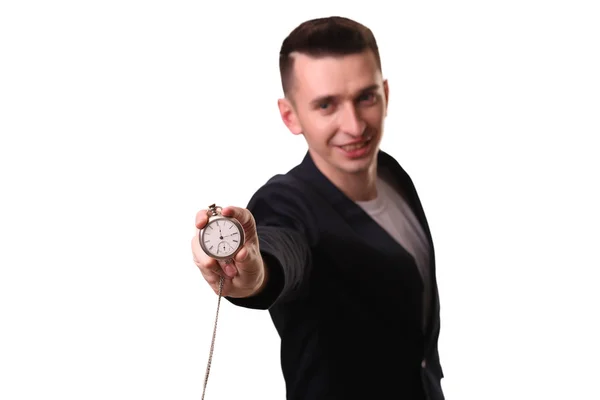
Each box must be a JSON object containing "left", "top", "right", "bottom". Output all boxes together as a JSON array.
[{"left": 201, "top": 217, "right": 243, "bottom": 259}]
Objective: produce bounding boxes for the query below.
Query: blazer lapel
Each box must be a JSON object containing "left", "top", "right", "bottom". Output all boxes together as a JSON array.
[{"left": 377, "top": 150, "right": 440, "bottom": 341}]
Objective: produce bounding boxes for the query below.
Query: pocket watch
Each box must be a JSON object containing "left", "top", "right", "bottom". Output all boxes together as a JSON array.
[
  {"left": 199, "top": 204, "right": 245, "bottom": 263},
  {"left": 198, "top": 203, "right": 246, "bottom": 399}
]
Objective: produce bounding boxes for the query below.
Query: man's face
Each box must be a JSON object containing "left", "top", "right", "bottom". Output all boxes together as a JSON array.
[{"left": 278, "top": 50, "right": 389, "bottom": 178}]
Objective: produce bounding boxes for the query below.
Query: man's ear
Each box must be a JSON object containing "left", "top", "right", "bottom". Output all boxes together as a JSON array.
[
  {"left": 277, "top": 97, "right": 302, "bottom": 135},
  {"left": 383, "top": 79, "right": 390, "bottom": 117}
]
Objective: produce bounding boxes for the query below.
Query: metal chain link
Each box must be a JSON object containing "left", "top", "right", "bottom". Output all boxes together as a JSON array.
[{"left": 201, "top": 275, "right": 225, "bottom": 400}]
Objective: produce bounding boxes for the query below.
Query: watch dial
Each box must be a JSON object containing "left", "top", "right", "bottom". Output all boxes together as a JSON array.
[{"left": 202, "top": 218, "right": 242, "bottom": 258}]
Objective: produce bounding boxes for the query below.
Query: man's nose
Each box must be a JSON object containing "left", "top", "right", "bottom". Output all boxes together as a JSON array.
[{"left": 338, "top": 103, "right": 366, "bottom": 137}]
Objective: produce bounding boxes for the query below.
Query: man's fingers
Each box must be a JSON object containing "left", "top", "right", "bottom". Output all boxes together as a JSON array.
[
  {"left": 191, "top": 232, "right": 237, "bottom": 285},
  {"left": 193, "top": 206, "right": 260, "bottom": 297},
  {"left": 203, "top": 265, "right": 227, "bottom": 281},
  {"left": 221, "top": 259, "right": 241, "bottom": 278},
  {"left": 192, "top": 235, "right": 222, "bottom": 273},
  {"left": 234, "top": 246, "right": 249, "bottom": 263},
  {"left": 195, "top": 209, "right": 209, "bottom": 230},
  {"left": 197, "top": 255, "right": 231, "bottom": 283}
]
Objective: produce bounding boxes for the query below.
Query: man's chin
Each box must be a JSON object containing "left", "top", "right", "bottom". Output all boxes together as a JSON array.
[{"left": 334, "top": 156, "right": 376, "bottom": 175}]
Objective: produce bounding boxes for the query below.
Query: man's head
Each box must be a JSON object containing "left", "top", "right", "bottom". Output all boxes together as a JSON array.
[{"left": 277, "top": 16, "right": 389, "bottom": 181}]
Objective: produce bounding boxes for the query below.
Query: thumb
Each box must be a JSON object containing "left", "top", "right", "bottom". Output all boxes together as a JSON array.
[
  {"left": 221, "top": 206, "right": 253, "bottom": 225},
  {"left": 222, "top": 206, "right": 257, "bottom": 241}
]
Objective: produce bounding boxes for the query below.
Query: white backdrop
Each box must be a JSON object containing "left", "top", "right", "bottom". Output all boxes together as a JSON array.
[{"left": 1, "top": 1, "right": 599, "bottom": 399}]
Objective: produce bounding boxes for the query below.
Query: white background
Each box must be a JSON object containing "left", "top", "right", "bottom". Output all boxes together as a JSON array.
[{"left": 1, "top": 1, "right": 599, "bottom": 399}]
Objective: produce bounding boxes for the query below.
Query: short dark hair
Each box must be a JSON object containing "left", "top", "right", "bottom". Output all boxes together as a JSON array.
[{"left": 279, "top": 16, "right": 382, "bottom": 97}]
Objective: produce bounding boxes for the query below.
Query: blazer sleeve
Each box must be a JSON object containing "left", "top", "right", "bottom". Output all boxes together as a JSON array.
[{"left": 225, "top": 178, "right": 315, "bottom": 310}]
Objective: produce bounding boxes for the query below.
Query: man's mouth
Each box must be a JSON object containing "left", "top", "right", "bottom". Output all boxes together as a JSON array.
[
  {"left": 340, "top": 142, "right": 367, "bottom": 152},
  {"left": 338, "top": 137, "right": 372, "bottom": 152}
]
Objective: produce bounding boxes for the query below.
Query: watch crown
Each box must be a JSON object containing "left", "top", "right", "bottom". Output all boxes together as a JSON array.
[{"left": 208, "top": 203, "right": 221, "bottom": 216}]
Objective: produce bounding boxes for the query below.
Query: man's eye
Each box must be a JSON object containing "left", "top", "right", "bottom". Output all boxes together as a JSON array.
[
  {"left": 319, "top": 103, "right": 330, "bottom": 109},
  {"left": 359, "top": 93, "right": 375, "bottom": 102}
]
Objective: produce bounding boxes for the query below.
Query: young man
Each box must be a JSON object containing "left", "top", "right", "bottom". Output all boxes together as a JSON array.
[{"left": 192, "top": 16, "right": 445, "bottom": 400}]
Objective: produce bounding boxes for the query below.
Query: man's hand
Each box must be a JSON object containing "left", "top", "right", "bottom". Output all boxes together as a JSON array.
[{"left": 192, "top": 206, "right": 267, "bottom": 298}]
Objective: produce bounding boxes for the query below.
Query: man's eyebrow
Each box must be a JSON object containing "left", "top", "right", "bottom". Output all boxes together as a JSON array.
[
  {"left": 310, "top": 95, "right": 335, "bottom": 107},
  {"left": 357, "top": 84, "right": 380, "bottom": 94},
  {"left": 309, "top": 84, "right": 381, "bottom": 106}
]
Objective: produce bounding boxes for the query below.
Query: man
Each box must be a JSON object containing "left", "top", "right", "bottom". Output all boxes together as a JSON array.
[{"left": 192, "top": 16, "right": 445, "bottom": 400}]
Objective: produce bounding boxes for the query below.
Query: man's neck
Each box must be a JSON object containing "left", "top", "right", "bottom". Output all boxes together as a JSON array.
[
  {"left": 336, "top": 170, "right": 378, "bottom": 202},
  {"left": 311, "top": 153, "right": 379, "bottom": 202}
]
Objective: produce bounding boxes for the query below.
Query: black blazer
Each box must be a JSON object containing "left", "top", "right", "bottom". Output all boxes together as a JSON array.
[{"left": 227, "top": 149, "right": 445, "bottom": 400}]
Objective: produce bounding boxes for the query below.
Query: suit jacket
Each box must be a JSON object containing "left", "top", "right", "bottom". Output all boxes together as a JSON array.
[{"left": 227, "top": 149, "right": 445, "bottom": 400}]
